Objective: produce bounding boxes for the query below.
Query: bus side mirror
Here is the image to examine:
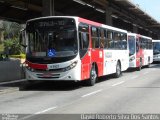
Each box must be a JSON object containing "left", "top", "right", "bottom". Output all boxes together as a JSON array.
[{"left": 19, "top": 29, "right": 27, "bottom": 48}]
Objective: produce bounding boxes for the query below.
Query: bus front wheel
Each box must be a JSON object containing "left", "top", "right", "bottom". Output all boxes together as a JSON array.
[
  {"left": 114, "top": 61, "right": 121, "bottom": 78},
  {"left": 137, "top": 59, "right": 142, "bottom": 71},
  {"left": 87, "top": 65, "right": 97, "bottom": 86}
]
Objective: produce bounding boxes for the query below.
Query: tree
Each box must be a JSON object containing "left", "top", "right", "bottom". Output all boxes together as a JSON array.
[
  {"left": 2, "top": 21, "right": 23, "bottom": 55},
  {"left": 3, "top": 38, "right": 21, "bottom": 55}
]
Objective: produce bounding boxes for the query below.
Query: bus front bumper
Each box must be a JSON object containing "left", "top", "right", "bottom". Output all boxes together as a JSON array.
[{"left": 25, "top": 68, "right": 81, "bottom": 82}]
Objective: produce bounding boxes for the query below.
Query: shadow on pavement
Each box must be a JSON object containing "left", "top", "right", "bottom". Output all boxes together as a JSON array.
[
  {"left": 20, "top": 81, "right": 83, "bottom": 91},
  {"left": 150, "top": 63, "right": 160, "bottom": 68},
  {"left": 2, "top": 64, "right": 160, "bottom": 92},
  {"left": 21, "top": 74, "right": 116, "bottom": 91},
  {"left": 0, "top": 74, "right": 117, "bottom": 92}
]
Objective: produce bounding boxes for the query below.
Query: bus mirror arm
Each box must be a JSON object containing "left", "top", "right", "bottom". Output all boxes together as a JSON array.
[{"left": 19, "top": 28, "right": 27, "bottom": 48}]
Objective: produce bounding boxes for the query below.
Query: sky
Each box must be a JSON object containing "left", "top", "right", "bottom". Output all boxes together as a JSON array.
[{"left": 131, "top": 0, "right": 160, "bottom": 23}]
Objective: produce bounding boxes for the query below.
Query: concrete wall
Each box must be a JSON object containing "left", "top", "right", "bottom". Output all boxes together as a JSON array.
[{"left": 0, "top": 60, "right": 21, "bottom": 82}]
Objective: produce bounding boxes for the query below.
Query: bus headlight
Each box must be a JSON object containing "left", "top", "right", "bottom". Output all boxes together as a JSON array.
[
  {"left": 129, "top": 56, "right": 135, "bottom": 62},
  {"left": 63, "top": 61, "right": 78, "bottom": 72},
  {"left": 26, "top": 64, "right": 35, "bottom": 72}
]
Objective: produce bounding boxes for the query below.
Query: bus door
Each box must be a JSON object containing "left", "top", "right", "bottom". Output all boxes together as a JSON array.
[
  {"left": 79, "top": 23, "right": 91, "bottom": 80},
  {"left": 104, "top": 30, "right": 115, "bottom": 74},
  {"left": 136, "top": 37, "right": 142, "bottom": 67},
  {"left": 91, "top": 27, "right": 103, "bottom": 76}
]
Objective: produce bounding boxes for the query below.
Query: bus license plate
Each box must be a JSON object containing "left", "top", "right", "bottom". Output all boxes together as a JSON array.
[{"left": 48, "top": 64, "right": 59, "bottom": 69}]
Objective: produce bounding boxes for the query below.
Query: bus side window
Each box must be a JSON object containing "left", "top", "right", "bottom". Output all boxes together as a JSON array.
[
  {"left": 79, "top": 23, "right": 89, "bottom": 50},
  {"left": 149, "top": 40, "right": 152, "bottom": 49},
  {"left": 136, "top": 40, "right": 140, "bottom": 53},
  {"left": 139, "top": 38, "right": 142, "bottom": 49},
  {"left": 100, "top": 28, "right": 105, "bottom": 48},
  {"left": 121, "top": 33, "right": 127, "bottom": 50},
  {"left": 106, "top": 30, "right": 114, "bottom": 49},
  {"left": 140, "top": 37, "right": 144, "bottom": 49},
  {"left": 79, "top": 32, "right": 89, "bottom": 50},
  {"left": 91, "top": 27, "right": 99, "bottom": 48},
  {"left": 78, "top": 23, "right": 89, "bottom": 58},
  {"left": 114, "top": 32, "right": 121, "bottom": 49},
  {"left": 143, "top": 38, "right": 147, "bottom": 49}
]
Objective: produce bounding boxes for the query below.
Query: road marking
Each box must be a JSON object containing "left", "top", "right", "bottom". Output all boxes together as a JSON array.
[
  {"left": 35, "top": 106, "right": 57, "bottom": 114},
  {"left": 0, "top": 79, "right": 26, "bottom": 85},
  {"left": 19, "top": 106, "right": 57, "bottom": 120},
  {"left": 19, "top": 114, "right": 35, "bottom": 120},
  {"left": 81, "top": 89, "right": 102, "bottom": 98},
  {"left": 111, "top": 81, "right": 125, "bottom": 87}
]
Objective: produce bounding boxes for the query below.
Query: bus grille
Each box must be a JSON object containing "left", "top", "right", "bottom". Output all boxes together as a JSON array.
[
  {"left": 36, "top": 73, "right": 60, "bottom": 79},
  {"left": 34, "top": 68, "right": 64, "bottom": 73}
]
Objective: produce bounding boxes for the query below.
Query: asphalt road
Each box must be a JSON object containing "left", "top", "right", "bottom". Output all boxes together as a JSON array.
[{"left": 0, "top": 64, "right": 160, "bottom": 120}]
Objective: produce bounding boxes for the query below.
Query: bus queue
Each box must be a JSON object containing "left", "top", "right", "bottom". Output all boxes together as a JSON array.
[{"left": 20, "top": 16, "right": 157, "bottom": 86}]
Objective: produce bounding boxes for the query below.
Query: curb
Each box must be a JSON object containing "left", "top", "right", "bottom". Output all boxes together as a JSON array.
[
  {"left": 0, "top": 79, "right": 27, "bottom": 94},
  {"left": 0, "top": 79, "right": 26, "bottom": 85}
]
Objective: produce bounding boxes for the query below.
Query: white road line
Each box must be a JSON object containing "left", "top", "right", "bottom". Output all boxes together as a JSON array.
[
  {"left": 0, "top": 79, "right": 26, "bottom": 85},
  {"left": 111, "top": 81, "right": 125, "bottom": 87},
  {"left": 19, "top": 106, "right": 57, "bottom": 120},
  {"left": 35, "top": 106, "right": 57, "bottom": 114},
  {"left": 81, "top": 89, "right": 102, "bottom": 98},
  {"left": 19, "top": 114, "right": 35, "bottom": 120}
]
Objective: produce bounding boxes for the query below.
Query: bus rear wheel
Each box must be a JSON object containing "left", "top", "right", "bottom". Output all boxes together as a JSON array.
[
  {"left": 87, "top": 65, "right": 97, "bottom": 86},
  {"left": 147, "top": 63, "right": 151, "bottom": 68},
  {"left": 147, "top": 57, "right": 151, "bottom": 68},
  {"left": 114, "top": 61, "right": 121, "bottom": 78}
]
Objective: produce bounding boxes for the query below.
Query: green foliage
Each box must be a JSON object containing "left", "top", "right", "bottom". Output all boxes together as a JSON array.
[
  {"left": 3, "top": 37, "right": 22, "bottom": 55},
  {"left": 3, "top": 21, "right": 22, "bottom": 39},
  {"left": 1, "top": 20, "right": 24, "bottom": 55},
  {"left": 0, "top": 43, "right": 4, "bottom": 52}
]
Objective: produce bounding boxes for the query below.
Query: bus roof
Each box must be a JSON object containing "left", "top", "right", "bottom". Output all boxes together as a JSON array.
[
  {"left": 140, "top": 34, "right": 152, "bottom": 40},
  {"left": 102, "top": 24, "right": 127, "bottom": 33},
  {"left": 152, "top": 40, "right": 160, "bottom": 42},
  {"left": 128, "top": 32, "right": 151, "bottom": 40},
  {"left": 26, "top": 16, "right": 78, "bottom": 23},
  {"left": 127, "top": 33, "right": 137, "bottom": 36},
  {"left": 26, "top": 16, "right": 127, "bottom": 33}
]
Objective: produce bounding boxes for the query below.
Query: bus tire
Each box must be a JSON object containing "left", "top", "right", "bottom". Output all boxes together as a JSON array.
[
  {"left": 147, "top": 57, "right": 151, "bottom": 68},
  {"left": 87, "top": 65, "right": 97, "bottom": 86},
  {"left": 137, "top": 58, "right": 142, "bottom": 71},
  {"left": 114, "top": 61, "right": 121, "bottom": 78},
  {"left": 147, "top": 63, "right": 151, "bottom": 68}
]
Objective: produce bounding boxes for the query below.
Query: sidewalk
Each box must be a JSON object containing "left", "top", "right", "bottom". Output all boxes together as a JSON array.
[
  {"left": 0, "top": 79, "right": 26, "bottom": 85},
  {"left": 0, "top": 79, "right": 27, "bottom": 94}
]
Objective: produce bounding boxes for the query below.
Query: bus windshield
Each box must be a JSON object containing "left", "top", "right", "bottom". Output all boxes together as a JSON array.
[
  {"left": 128, "top": 36, "right": 136, "bottom": 56},
  {"left": 26, "top": 18, "right": 77, "bottom": 58},
  {"left": 153, "top": 42, "right": 160, "bottom": 55}
]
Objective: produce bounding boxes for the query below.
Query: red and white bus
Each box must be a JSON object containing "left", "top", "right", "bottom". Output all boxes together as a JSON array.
[
  {"left": 128, "top": 33, "right": 153, "bottom": 70},
  {"left": 22, "top": 16, "right": 129, "bottom": 86}
]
